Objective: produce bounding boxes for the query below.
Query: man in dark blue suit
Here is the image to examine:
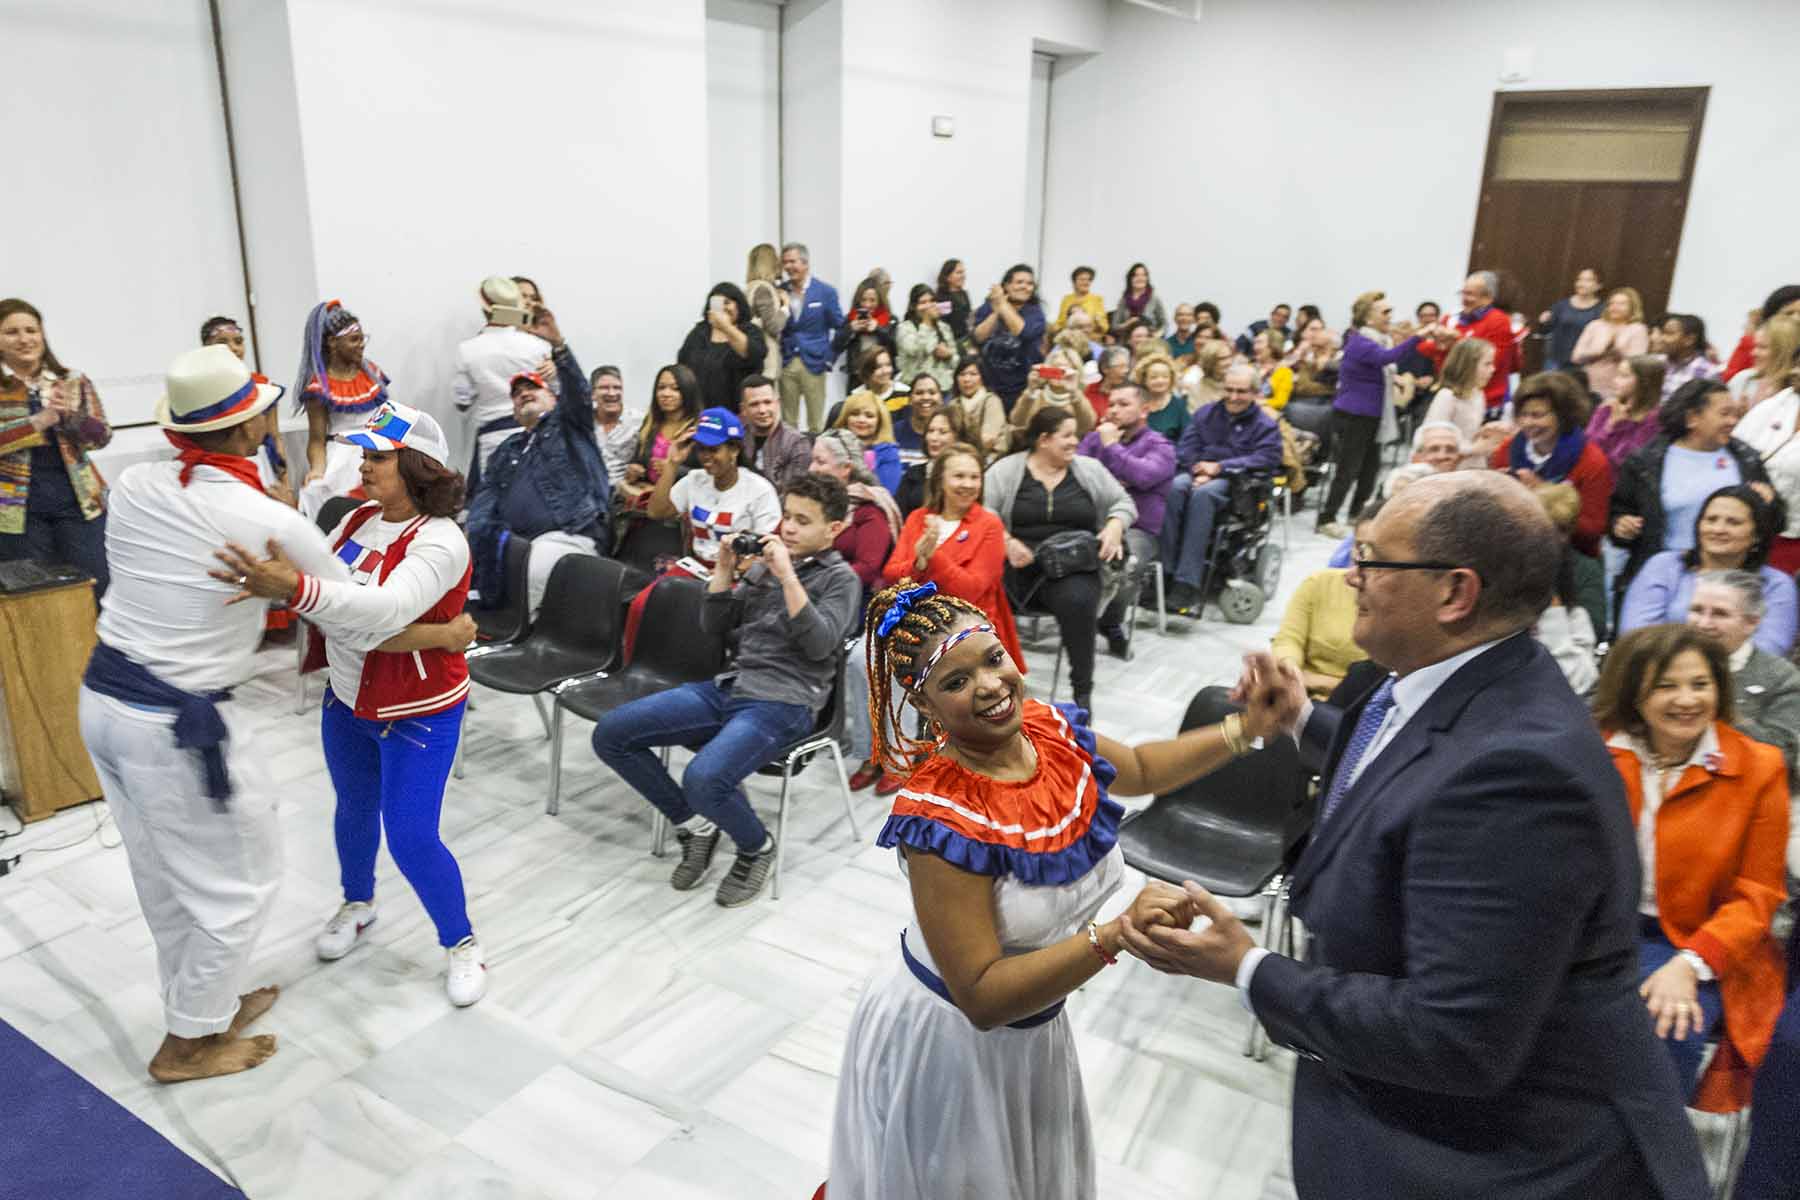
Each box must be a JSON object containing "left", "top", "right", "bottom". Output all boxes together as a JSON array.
[{"left": 1122, "top": 472, "right": 1709, "bottom": 1199}]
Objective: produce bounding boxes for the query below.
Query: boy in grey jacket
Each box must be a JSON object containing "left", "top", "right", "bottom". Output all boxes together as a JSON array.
[{"left": 592, "top": 474, "right": 860, "bottom": 907}]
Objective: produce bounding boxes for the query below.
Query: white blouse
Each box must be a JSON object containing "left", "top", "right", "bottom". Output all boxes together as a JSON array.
[{"left": 1731, "top": 387, "right": 1800, "bottom": 537}]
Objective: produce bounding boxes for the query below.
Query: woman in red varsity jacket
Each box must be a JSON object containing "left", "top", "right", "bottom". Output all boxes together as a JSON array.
[{"left": 218, "top": 400, "right": 488, "bottom": 1008}]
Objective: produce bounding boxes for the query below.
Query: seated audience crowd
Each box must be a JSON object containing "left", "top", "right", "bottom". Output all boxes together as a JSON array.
[{"left": 11, "top": 258, "right": 1800, "bottom": 1162}]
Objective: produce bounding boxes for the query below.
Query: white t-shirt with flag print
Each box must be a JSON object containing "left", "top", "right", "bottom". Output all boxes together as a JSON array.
[{"left": 668, "top": 469, "right": 782, "bottom": 566}]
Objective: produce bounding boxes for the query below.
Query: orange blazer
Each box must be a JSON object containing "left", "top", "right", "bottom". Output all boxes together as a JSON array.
[
  {"left": 1609, "top": 720, "right": 1789, "bottom": 1111},
  {"left": 882, "top": 503, "right": 1025, "bottom": 674}
]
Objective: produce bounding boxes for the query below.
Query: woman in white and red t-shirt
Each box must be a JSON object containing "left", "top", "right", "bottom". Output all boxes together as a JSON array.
[{"left": 219, "top": 401, "right": 487, "bottom": 1008}]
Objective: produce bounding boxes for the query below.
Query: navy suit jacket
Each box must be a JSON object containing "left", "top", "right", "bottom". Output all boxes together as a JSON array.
[{"left": 1251, "top": 632, "right": 1708, "bottom": 1200}]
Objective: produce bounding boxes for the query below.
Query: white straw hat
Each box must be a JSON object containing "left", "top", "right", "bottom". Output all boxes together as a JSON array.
[{"left": 156, "top": 345, "right": 283, "bottom": 433}]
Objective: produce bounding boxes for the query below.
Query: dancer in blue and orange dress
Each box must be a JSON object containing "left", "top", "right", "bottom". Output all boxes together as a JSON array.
[
  {"left": 291, "top": 299, "right": 390, "bottom": 519},
  {"left": 822, "top": 580, "right": 1296, "bottom": 1199}
]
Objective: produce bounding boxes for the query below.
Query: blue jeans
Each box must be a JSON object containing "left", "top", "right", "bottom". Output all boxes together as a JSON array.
[
  {"left": 1736, "top": 936, "right": 1800, "bottom": 1199},
  {"left": 321, "top": 692, "right": 471, "bottom": 947},
  {"left": 591, "top": 680, "right": 813, "bottom": 852},
  {"left": 1637, "top": 921, "right": 1724, "bottom": 1101},
  {"left": 1159, "top": 473, "right": 1232, "bottom": 588}
]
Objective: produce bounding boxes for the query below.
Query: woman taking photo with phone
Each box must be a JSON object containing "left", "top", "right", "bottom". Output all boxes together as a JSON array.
[{"left": 677, "top": 283, "right": 766, "bottom": 414}]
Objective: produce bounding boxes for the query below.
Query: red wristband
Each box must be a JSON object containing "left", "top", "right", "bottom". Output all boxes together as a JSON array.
[{"left": 1087, "top": 921, "right": 1117, "bottom": 967}]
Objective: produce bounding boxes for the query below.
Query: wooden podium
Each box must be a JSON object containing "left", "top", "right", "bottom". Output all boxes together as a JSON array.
[{"left": 0, "top": 579, "right": 103, "bottom": 822}]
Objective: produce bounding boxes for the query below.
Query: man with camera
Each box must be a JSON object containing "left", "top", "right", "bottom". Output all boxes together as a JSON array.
[
  {"left": 464, "top": 309, "right": 612, "bottom": 619},
  {"left": 592, "top": 474, "right": 861, "bottom": 907},
  {"left": 454, "top": 275, "right": 553, "bottom": 478}
]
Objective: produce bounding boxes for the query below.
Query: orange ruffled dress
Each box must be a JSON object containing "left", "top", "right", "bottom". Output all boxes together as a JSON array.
[{"left": 826, "top": 699, "right": 1124, "bottom": 1200}]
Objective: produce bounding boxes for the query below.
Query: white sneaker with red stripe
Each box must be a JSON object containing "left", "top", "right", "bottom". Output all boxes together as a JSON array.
[
  {"left": 315, "top": 901, "right": 377, "bottom": 961},
  {"left": 446, "top": 936, "right": 487, "bottom": 1007}
]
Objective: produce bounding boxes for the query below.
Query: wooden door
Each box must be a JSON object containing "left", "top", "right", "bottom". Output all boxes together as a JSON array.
[{"left": 1468, "top": 88, "right": 1707, "bottom": 340}]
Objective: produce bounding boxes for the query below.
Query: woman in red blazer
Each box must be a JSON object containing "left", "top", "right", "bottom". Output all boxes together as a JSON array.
[
  {"left": 1488, "top": 372, "right": 1613, "bottom": 555},
  {"left": 882, "top": 443, "right": 1024, "bottom": 673},
  {"left": 1593, "top": 624, "right": 1789, "bottom": 1112}
]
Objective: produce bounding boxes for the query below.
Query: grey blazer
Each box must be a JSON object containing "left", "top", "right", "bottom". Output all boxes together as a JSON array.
[{"left": 1735, "top": 647, "right": 1800, "bottom": 786}]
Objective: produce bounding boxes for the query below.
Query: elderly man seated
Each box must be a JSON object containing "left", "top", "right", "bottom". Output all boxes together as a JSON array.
[
  {"left": 1160, "top": 362, "right": 1282, "bottom": 614},
  {"left": 1686, "top": 568, "right": 1800, "bottom": 785},
  {"left": 465, "top": 309, "right": 612, "bottom": 619},
  {"left": 1409, "top": 420, "right": 1469, "bottom": 473}
]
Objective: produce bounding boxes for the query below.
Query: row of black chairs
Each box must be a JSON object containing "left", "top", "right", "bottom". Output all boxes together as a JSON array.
[{"left": 461, "top": 551, "right": 861, "bottom": 900}]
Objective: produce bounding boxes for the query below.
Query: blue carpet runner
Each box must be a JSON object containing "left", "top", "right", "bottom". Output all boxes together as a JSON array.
[{"left": 0, "top": 1018, "right": 245, "bottom": 1199}]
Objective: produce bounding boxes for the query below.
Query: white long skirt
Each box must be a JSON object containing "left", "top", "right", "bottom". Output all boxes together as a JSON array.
[{"left": 826, "top": 946, "right": 1095, "bottom": 1200}]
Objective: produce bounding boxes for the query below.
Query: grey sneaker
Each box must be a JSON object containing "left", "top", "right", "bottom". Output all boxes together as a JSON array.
[
  {"left": 670, "top": 826, "right": 722, "bottom": 891},
  {"left": 714, "top": 838, "right": 777, "bottom": 907}
]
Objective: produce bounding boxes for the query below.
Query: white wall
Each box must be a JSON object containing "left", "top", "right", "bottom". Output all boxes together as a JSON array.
[
  {"left": 780, "top": 0, "right": 844, "bottom": 290},
  {"left": 835, "top": 0, "right": 1106, "bottom": 303},
  {"left": 256, "top": 0, "right": 712, "bottom": 467},
  {"left": 5, "top": 0, "right": 247, "bottom": 431},
  {"left": 706, "top": 0, "right": 781, "bottom": 286},
  {"left": 1043, "top": 0, "right": 1800, "bottom": 343}
]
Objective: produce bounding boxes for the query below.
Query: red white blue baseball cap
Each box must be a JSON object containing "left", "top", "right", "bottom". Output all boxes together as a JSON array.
[
  {"left": 693, "top": 407, "right": 745, "bottom": 446},
  {"left": 337, "top": 400, "right": 451, "bottom": 468}
]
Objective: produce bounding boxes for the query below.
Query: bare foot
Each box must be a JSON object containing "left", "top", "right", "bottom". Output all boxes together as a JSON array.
[
  {"left": 228, "top": 985, "right": 279, "bottom": 1037},
  {"left": 148, "top": 1032, "right": 278, "bottom": 1083}
]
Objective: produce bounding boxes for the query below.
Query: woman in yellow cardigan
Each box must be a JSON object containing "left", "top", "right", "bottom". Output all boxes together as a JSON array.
[
  {"left": 1271, "top": 505, "right": 1374, "bottom": 697},
  {"left": 1050, "top": 265, "right": 1109, "bottom": 336}
]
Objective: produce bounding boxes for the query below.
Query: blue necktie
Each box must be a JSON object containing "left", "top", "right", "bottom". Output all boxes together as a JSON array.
[{"left": 1319, "top": 677, "right": 1396, "bottom": 824}]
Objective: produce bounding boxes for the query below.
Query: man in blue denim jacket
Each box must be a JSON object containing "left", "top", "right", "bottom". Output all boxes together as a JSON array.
[
  {"left": 465, "top": 308, "right": 611, "bottom": 618},
  {"left": 778, "top": 242, "right": 844, "bottom": 434}
]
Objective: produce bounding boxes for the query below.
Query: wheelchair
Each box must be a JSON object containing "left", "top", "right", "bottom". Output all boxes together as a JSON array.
[{"left": 1192, "top": 470, "right": 1285, "bottom": 625}]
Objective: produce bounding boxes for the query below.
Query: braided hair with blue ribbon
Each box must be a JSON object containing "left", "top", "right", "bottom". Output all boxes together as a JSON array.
[{"left": 864, "top": 578, "right": 995, "bottom": 775}]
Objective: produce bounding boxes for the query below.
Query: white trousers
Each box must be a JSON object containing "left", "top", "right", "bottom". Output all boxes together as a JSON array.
[
  {"left": 525, "top": 531, "right": 597, "bottom": 620},
  {"left": 78, "top": 688, "right": 283, "bottom": 1038}
]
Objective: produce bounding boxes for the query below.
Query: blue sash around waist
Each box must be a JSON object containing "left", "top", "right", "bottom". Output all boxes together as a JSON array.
[{"left": 899, "top": 930, "right": 1065, "bottom": 1030}]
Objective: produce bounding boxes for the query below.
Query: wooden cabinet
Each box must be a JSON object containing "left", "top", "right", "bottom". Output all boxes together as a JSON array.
[{"left": 0, "top": 580, "right": 103, "bottom": 822}]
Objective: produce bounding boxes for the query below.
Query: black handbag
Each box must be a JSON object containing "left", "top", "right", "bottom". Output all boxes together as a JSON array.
[{"left": 1033, "top": 529, "right": 1102, "bottom": 580}]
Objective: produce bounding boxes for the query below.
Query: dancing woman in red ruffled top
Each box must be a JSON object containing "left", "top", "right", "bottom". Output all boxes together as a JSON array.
[{"left": 822, "top": 580, "right": 1292, "bottom": 1199}]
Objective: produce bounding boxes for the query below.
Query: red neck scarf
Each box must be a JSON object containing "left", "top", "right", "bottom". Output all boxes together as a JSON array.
[{"left": 165, "top": 431, "right": 267, "bottom": 492}]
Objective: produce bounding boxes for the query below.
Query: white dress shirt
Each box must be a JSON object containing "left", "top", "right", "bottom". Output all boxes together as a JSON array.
[
  {"left": 453, "top": 325, "right": 553, "bottom": 426},
  {"left": 1236, "top": 634, "right": 1512, "bottom": 1005}
]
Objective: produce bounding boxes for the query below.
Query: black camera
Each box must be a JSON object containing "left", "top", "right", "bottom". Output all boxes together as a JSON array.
[{"left": 729, "top": 531, "right": 766, "bottom": 558}]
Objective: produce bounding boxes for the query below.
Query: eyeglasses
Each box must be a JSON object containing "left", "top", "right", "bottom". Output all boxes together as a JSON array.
[
  {"left": 1351, "top": 547, "right": 1463, "bottom": 575},
  {"left": 1222, "top": 386, "right": 1256, "bottom": 396}
]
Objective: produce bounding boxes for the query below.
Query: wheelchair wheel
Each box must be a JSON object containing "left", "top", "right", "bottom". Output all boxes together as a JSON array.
[
  {"left": 1254, "top": 542, "right": 1283, "bottom": 595},
  {"left": 1219, "top": 579, "right": 1266, "bottom": 624}
]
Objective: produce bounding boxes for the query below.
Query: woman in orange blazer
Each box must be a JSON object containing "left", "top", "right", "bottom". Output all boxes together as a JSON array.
[
  {"left": 1593, "top": 624, "right": 1790, "bottom": 1112},
  {"left": 882, "top": 442, "right": 1024, "bottom": 674}
]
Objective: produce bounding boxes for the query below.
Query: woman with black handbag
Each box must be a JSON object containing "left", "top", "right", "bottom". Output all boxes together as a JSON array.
[{"left": 982, "top": 407, "right": 1136, "bottom": 715}]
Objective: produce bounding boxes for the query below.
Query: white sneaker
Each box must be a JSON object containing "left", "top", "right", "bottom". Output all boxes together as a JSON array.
[
  {"left": 446, "top": 936, "right": 487, "bottom": 1007},
  {"left": 315, "top": 901, "right": 377, "bottom": 961}
]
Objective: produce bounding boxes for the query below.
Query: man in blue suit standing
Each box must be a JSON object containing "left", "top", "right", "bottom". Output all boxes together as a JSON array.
[
  {"left": 1123, "top": 471, "right": 1709, "bottom": 1199},
  {"left": 778, "top": 241, "right": 843, "bottom": 435}
]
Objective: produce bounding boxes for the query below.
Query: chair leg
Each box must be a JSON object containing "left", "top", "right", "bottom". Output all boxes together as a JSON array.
[
  {"left": 1051, "top": 645, "right": 1063, "bottom": 702},
  {"left": 532, "top": 693, "right": 553, "bottom": 741},
  {"left": 546, "top": 704, "right": 564, "bottom": 815},
  {"left": 293, "top": 624, "right": 308, "bottom": 715},
  {"left": 828, "top": 743, "right": 860, "bottom": 841},
  {"left": 772, "top": 763, "right": 793, "bottom": 901},
  {"left": 650, "top": 747, "right": 671, "bottom": 857},
  {"left": 452, "top": 708, "right": 467, "bottom": 780},
  {"left": 1244, "top": 881, "right": 1282, "bottom": 1061},
  {"left": 1154, "top": 562, "right": 1167, "bottom": 633}
]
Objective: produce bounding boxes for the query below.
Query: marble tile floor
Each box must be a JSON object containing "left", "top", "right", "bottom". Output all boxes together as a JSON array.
[{"left": 0, "top": 519, "right": 1341, "bottom": 1200}]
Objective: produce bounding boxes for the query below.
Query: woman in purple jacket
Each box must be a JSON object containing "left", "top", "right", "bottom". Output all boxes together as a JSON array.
[{"left": 1315, "top": 291, "right": 1443, "bottom": 537}]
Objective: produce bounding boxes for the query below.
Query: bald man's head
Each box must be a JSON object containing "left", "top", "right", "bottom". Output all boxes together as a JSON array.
[{"left": 1392, "top": 471, "right": 1557, "bottom": 628}]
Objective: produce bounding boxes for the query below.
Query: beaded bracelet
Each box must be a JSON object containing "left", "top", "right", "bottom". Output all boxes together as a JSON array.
[{"left": 1087, "top": 920, "right": 1117, "bottom": 967}]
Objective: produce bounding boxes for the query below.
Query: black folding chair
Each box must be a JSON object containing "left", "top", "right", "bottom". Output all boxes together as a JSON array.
[
  {"left": 465, "top": 533, "right": 533, "bottom": 649},
  {"left": 613, "top": 518, "right": 685, "bottom": 591},
  {"left": 293, "top": 495, "right": 370, "bottom": 713},
  {"left": 1115, "top": 685, "right": 1315, "bottom": 1061},
  {"left": 464, "top": 555, "right": 626, "bottom": 754},
  {"left": 545, "top": 576, "right": 728, "bottom": 814}
]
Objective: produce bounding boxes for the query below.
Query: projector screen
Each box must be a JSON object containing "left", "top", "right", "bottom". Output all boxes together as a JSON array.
[{"left": 9, "top": 1, "right": 249, "bottom": 428}]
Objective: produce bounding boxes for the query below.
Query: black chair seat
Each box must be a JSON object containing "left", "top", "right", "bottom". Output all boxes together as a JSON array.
[
  {"left": 557, "top": 669, "right": 697, "bottom": 722},
  {"left": 1115, "top": 802, "right": 1289, "bottom": 897},
  {"left": 468, "top": 640, "right": 615, "bottom": 696}
]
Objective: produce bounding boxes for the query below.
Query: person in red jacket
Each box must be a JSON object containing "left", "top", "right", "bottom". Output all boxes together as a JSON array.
[
  {"left": 1724, "top": 284, "right": 1800, "bottom": 382},
  {"left": 1454, "top": 271, "right": 1517, "bottom": 417},
  {"left": 1488, "top": 372, "right": 1613, "bottom": 556}
]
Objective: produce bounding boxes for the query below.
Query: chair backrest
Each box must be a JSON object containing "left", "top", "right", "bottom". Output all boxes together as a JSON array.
[
  {"left": 315, "top": 494, "right": 364, "bottom": 536},
  {"left": 469, "top": 533, "right": 534, "bottom": 644},
  {"left": 533, "top": 554, "right": 627, "bottom": 663},
  {"left": 616, "top": 518, "right": 685, "bottom": 574},
  {"left": 632, "top": 576, "right": 728, "bottom": 682},
  {"left": 1160, "top": 685, "right": 1311, "bottom": 842}
]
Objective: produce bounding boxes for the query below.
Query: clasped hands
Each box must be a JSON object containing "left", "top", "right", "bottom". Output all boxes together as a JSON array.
[{"left": 1114, "top": 880, "right": 1257, "bottom": 984}]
